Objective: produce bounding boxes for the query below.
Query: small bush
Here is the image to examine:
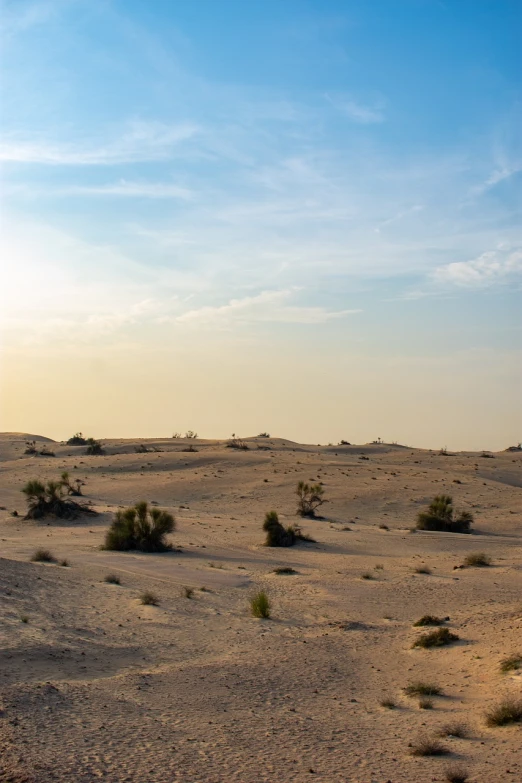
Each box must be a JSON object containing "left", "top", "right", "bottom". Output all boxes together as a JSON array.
[
  {"left": 263, "top": 511, "right": 315, "bottom": 547},
  {"left": 413, "top": 627, "right": 459, "bottom": 648},
  {"left": 437, "top": 723, "right": 469, "bottom": 739},
  {"left": 463, "top": 552, "right": 491, "bottom": 567},
  {"left": 250, "top": 590, "right": 270, "bottom": 618},
  {"left": 60, "top": 471, "right": 82, "bottom": 496},
  {"left": 20, "top": 614, "right": 29, "bottom": 623},
  {"left": 410, "top": 735, "right": 450, "bottom": 756},
  {"left": 22, "top": 477, "right": 94, "bottom": 520},
  {"left": 378, "top": 523, "right": 389, "bottom": 530},
  {"left": 85, "top": 438, "right": 104, "bottom": 455},
  {"left": 485, "top": 698, "right": 522, "bottom": 726},
  {"left": 444, "top": 765, "right": 469, "bottom": 783},
  {"left": 24, "top": 440, "right": 38, "bottom": 455},
  {"left": 227, "top": 437, "right": 249, "bottom": 450},
  {"left": 59, "top": 559, "right": 69, "bottom": 567},
  {"left": 140, "top": 591, "right": 159, "bottom": 606},
  {"left": 419, "top": 697, "right": 434, "bottom": 709},
  {"left": 67, "top": 432, "right": 87, "bottom": 446},
  {"left": 183, "top": 586, "right": 194, "bottom": 599},
  {"left": 296, "top": 481, "right": 327, "bottom": 517},
  {"left": 379, "top": 698, "right": 396, "bottom": 709},
  {"left": 273, "top": 567, "right": 297, "bottom": 575},
  {"left": 415, "top": 565, "right": 432, "bottom": 574},
  {"left": 30, "top": 548, "right": 56, "bottom": 563},
  {"left": 416, "top": 495, "right": 473, "bottom": 533},
  {"left": 361, "top": 572, "right": 374, "bottom": 580},
  {"left": 413, "top": 615, "right": 445, "bottom": 627},
  {"left": 404, "top": 682, "right": 442, "bottom": 697},
  {"left": 185, "top": 431, "right": 198, "bottom": 439},
  {"left": 104, "top": 574, "right": 121, "bottom": 585},
  {"left": 104, "top": 501, "right": 175, "bottom": 552},
  {"left": 500, "top": 654, "right": 522, "bottom": 673}
]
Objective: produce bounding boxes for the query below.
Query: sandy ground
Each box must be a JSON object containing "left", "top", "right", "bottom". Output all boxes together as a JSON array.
[{"left": 0, "top": 433, "right": 521, "bottom": 783}]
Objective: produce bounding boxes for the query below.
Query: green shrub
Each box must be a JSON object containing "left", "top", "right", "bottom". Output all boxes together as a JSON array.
[
  {"left": 413, "top": 627, "right": 459, "bottom": 648},
  {"left": 416, "top": 495, "right": 473, "bottom": 533},
  {"left": 296, "top": 481, "right": 326, "bottom": 517},
  {"left": 413, "top": 615, "right": 445, "bottom": 627},
  {"left": 500, "top": 654, "right": 522, "bottom": 673},
  {"left": 67, "top": 432, "right": 87, "bottom": 446},
  {"left": 485, "top": 698, "right": 522, "bottom": 726},
  {"left": 263, "top": 511, "right": 315, "bottom": 546},
  {"left": 104, "top": 501, "right": 175, "bottom": 552},
  {"left": 140, "top": 591, "right": 159, "bottom": 606},
  {"left": 30, "top": 548, "right": 56, "bottom": 563},
  {"left": 22, "top": 477, "right": 93, "bottom": 520},
  {"left": 404, "top": 682, "right": 442, "bottom": 697},
  {"left": 85, "top": 438, "right": 104, "bottom": 455},
  {"left": 60, "top": 471, "right": 83, "bottom": 496},
  {"left": 463, "top": 552, "right": 491, "bottom": 567},
  {"left": 250, "top": 590, "right": 270, "bottom": 618}
]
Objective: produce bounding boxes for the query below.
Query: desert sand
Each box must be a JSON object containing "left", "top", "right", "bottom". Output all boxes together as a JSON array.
[{"left": 0, "top": 433, "right": 521, "bottom": 783}]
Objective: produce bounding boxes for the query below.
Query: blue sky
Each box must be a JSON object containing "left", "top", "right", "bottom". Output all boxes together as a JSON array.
[{"left": 1, "top": 0, "right": 521, "bottom": 447}]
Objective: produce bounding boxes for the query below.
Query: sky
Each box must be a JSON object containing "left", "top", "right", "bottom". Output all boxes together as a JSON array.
[{"left": 0, "top": 0, "right": 520, "bottom": 449}]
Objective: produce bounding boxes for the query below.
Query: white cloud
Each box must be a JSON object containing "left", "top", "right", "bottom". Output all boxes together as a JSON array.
[
  {"left": 433, "top": 246, "right": 522, "bottom": 286},
  {"left": 176, "top": 289, "right": 361, "bottom": 326},
  {"left": 324, "top": 93, "right": 385, "bottom": 124},
  {"left": 10, "top": 181, "right": 194, "bottom": 199}
]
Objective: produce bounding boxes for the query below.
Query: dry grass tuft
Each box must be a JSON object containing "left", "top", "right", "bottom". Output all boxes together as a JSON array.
[
  {"left": 485, "top": 698, "right": 522, "bottom": 727},
  {"left": 410, "top": 735, "right": 450, "bottom": 756},
  {"left": 412, "top": 627, "right": 459, "bottom": 648}
]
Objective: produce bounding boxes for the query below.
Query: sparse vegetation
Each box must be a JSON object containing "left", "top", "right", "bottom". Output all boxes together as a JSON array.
[
  {"left": 104, "top": 574, "right": 121, "bottom": 585},
  {"left": 85, "top": 438, "right": 104, "bottom": 455},
  {"left": 60, "top": 471, "right": 83, "bottom": 496},
  {"left": 404, "top": 682, "right": 442, "bottom": 697},
  {"left": 185, "top": 431, "right": 198, "bottom": 439},
  {"left": 59, "top": 559, "right": 69, "bottom": 567},
  {"left": 413, "top": 615, "right": 445, "bottom": 627},
  {"left": 500, "top": 654, "right": 522, "bottom": 673},
  {"left": 30, "top": 548, "right": 56, "bottom": 563},
  {"left": 410, "top": 735, "right": 450, "bottom": 756},
  {"left": 413, "top": 627, "right": 459, "bottom": 648},
  {"left": 263, "top": 510, "right": 315, "bottom": 547},
  {"left": 183, "top": 586, "right": 194, "bottom": 599},
  {"left": 227, "top": 436, "right": 249, "bottom": 450},
  {"left": 463, "top": 551, "right": 491, "bottom": 567},
  {"left": 296, "top": 481, "right": 326, "bottom": 517},
  {"left": 104, "top": 501, "right": 175, "bottom": 552},
  {"left": 67, "top": 432, "right": 87, "bottom": 446},
  {"left": 22, "top": 477, "right": 95, "bottom": 520},
  {"left": 379, "top": 697, "right": 396, "bottom": 709},
  {"left": 485, "top": 698, "right": 522, "bottom": 726},
  {"left": 419, "top": 697, "right": 434, "bottom": 709},
  {"left": 437, "top": 723, "right": 469, "bottom": 739},
  {"left": 414, "top": 565, "right": 432, "bottom": 574},
  {"left": 140, "top": 591, "right": 159, "bottom": 606},
  {"left": 24, "top": 440, "right": 55, "bottom": 456},
  {"left": 444, "top": 765, "right": 469, "bottom": 783},
  {"left": 378, "top": 523, "right": 389, "bottom": 530},
  {"left": 258, "top": 432, "right": 270, "bottom": 438},
  {"left": 361, "top": 571, "right": 374, "bottom": 580},
  {"left": 416, "top": 495, "right": 473, "bottom": 533},
  {"left": 20, "top": 614, "right": 29, "bottom": 623},
  {"left": 250, "top": 590, "right": 270, "bottom": 618},
  {"left": 273, "top": 566, "right": 297, "bottom": 575}
]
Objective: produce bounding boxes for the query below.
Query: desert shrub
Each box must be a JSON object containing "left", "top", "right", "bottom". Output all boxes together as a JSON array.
[
  {"left": 485, "top": 698, "right": 522, "bottom": 726},
  {"left": 361, "top": 572, "right": 374, "bottom": 580},
  {"left": 140, "top": 591, "right": 159, "bottom": 606},
  {"left": 413, "top": 615, "right": 445, "bottom": 627},
  {"left": 413, "top": 627, "right": 459, "bottom": 648},
  {"left": 273, "top": 567, "right": 297, "bottom": 575},
  {"left": 415, "top": 565, "right": 432, "bottom": 574},
  {"left": 59, "top": 559, "right": 69, "bottom": 567},
  {"left": 24, "top": 440, "right": 38, "bottom": 455},
  {"left": 67, "top": 432, "right": 87, "bottom": 446},
  {"left": 60, "top": 471, "right": 82, "bottom": 496},
  {"left": 444, "top": 765, "right": 469, "bottom": 783},
  {"left": 463, "top": 552, "right": 491, "bottom": 567},
  {"left": 416, "top": 495, "right": 473, "bottom": 533},
  {"left": 185, "top": 430, "right": 198, "bottom": 439},
  {"left": 181, "top": 444, "right": 198, "bottom": 452},
  {"left": 263, "top": 511, "right": 315, "bottom": 546},
  {"left": 85, "top": 438, "right": 104, "bottom": 455},
  {"left": 258, "top": 432, "right": 270, "bottom": 438},
  {"left": 250, "top": 590, "right": 270, "bottom": 618},
  {"left": 339, "top": 439, "right": 350, "bottom": 445},
  {"left": 104, "top": 501, "right": 175, "bottom": 552},
  {"left": 296, "top": 481, "right": 326, "bottom": 517},
  {"left": 183, "top": 586, "right": 194, "bottom": 599},
  {"left": 22, "top": 477, "right": 94, "bottom": 520},
  {"left": 30, "top": 548, "right": 56, "bottom": 563},
  {"left": 227, "top": 437, "right": 249, "bottom": 450},
  {"left": 419, "top": 697, "right": 434, "bottom": 709},
  {"left": 500, "top": 654, "right": 522, "bottom": 673},
  {"left": 404, "top": 682, "right": 442, "bottom": 697},
  {"left": 410, "top": 735, "right": 449, "bottom": 756},
  {"left": 437, "top": 723, "right": 469, "bottom": 739},
  {"left": 20, "top": 614, "right": 29, "bottom": 623},
  {"left": 104, "top": 574, "right": 121, "bottom": 585},
  {"left": 379, "top": 698, "right": 396, "bottom": 709},
  {"left": 379, "top": 523, "right": 389, "bottom": 530}
]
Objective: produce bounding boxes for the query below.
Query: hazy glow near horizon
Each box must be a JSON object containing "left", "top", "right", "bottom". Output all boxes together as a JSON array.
[{"left": 1, "top": 0, "right": 520, "bottom": 450}]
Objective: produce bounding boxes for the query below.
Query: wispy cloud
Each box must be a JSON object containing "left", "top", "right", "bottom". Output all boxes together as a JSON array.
[
  {"left": 324, "top": 92, "right": 385, "bottom": 124},
  {"left": 8, "top": 180, "right": 194, "bottom": 200},
  {"left": 433, "top": 245, "right": 522, "bottom": 286},
  {"left": 176, "top": 289, "right": 361, "bottom": 326}
]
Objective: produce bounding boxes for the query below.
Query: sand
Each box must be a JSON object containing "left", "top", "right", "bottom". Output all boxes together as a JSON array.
[{"left": 0, "top": 433, "right": 521, "bottom": 782}]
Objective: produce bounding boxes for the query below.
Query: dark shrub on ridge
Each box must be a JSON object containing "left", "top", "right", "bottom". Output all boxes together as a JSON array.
[{"left": 263, "top": 511, "right": 315, "bottom": 547}]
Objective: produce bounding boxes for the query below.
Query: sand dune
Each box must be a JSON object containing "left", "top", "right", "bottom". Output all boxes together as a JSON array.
[{"left": 1, "top": 433, "right": 521, "bottom": 782}]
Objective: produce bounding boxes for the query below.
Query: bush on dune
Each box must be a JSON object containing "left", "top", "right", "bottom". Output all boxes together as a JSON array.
[
  {"left": 263, "top": 511, "right": 315, "bottom": 547},
  {"left": 22, "top": 478, "right": 94, "bottom": 520},
  {"left": 104, "top": 501, "right": 175, "bottom": 552},
  {"left": 296, "top": 481, "right": 327, "bottom": 518},
  {"left": 416, "top": 495, "right": 473, "bottom": 533}
]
